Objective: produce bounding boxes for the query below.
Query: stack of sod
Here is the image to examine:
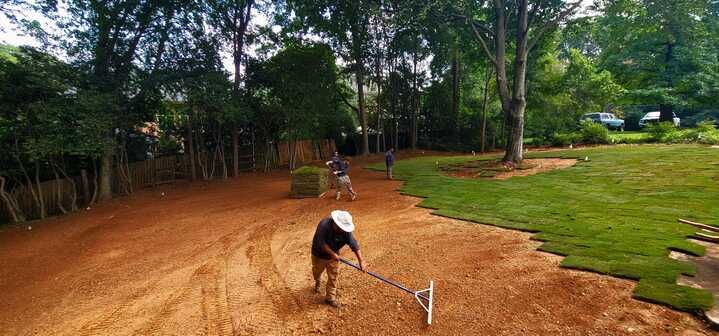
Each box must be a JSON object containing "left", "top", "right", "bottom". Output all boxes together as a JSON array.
[{"left": 290, "top": 166, "right": 329, "bottom": 198}]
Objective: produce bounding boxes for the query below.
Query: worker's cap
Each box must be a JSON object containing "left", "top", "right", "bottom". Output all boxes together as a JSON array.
[{"left": 331, "top": 210, "right": 355, "bottom": 233}]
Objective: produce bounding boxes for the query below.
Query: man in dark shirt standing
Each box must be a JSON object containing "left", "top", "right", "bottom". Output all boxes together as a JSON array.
[
  {"left": 311, "top": 210, "right": 366, "bottom": 308},
  {"left": 385, "top": 148, "right": 395, "bottom": 180}
]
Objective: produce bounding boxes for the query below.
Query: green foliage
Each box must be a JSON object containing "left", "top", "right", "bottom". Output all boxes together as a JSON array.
[
  {"left": 596, "top": 0, "right": 719, "bottom": 109},
  {"left": 579, "top": 121, "right": 610, "bottom": 144},
  {"left": 246, "top": 44, "right": 352, "bottom": 142},
  {"left": 369, "top": 145, "right": 718, "bottom": 311},
  {"left": 550, "top": 132, "right": 582, "bottom": 146},
  {"left": 646, "top": 122, "right": 679, "bottom": 142},
  {"left": 526, "top": 45, "right": 624, "bottom": 142},
  {"left": 0, "top": 47, "right": 109, "bottom": 163}
]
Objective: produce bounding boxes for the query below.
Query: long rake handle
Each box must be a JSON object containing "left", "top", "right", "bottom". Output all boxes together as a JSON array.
[{"left": 339, "top": 258, "right": 429, "bottom": 301}]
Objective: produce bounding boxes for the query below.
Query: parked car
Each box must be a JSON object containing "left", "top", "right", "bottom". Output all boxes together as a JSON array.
[
  {"left": 580, "top": 112, "right": 625, "bottom": 131},
  {"left": 638, "top": 111, "right": 681, "bottom": 128}
]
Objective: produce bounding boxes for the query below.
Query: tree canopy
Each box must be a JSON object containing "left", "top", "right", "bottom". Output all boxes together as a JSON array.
[{"left": 1, "top": 0, "right": 718, "bottom": 222}]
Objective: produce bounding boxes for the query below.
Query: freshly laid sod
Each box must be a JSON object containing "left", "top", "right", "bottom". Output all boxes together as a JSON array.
[{"left": 371, "top": 145, "right": 718, "bottom": 312}]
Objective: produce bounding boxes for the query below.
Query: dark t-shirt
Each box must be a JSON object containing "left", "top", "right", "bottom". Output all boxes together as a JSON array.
[
  {"left": 385, "top": 151, "right": 394, "bottom": 166},
  {"left": 311, "top": 217, "right": 360, "bottom": 259},
  {"left": 332, "top": 159, "right": 349, "bottom": 176}
]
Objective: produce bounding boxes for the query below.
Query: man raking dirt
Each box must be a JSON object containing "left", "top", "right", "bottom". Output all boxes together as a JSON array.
[
  {"left": 311, "top": 210, "right": 435, "bottom": 325},
  {"left": 311, "top": 210, "right": 366, "bottom": 308}
]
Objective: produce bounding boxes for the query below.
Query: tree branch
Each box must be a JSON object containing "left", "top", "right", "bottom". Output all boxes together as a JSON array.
[
  {"left": 527, "top": 0, "right": 544, "bottom": 29},
  {"left": 468, "top": 20, "right": 497, "bottom": 65},
  {"left": 337, "top": 89, "right": 360, "bottom": 117},
  {"left": 527, "top": 1, "right": 581, "bottom": 51}
]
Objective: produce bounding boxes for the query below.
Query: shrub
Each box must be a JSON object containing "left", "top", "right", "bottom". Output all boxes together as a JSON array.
[
  {"left": 646, "top": 122, "right": 677, "bottom": 142},
  {"left": 696, "top": 121, "right": 719, "bottom": 145},
  {"left": 551, "top": 132, "right": 582, "bottom": 146},
  {"left": 579, "top": 120, "right": 610, "bottom": 144}
]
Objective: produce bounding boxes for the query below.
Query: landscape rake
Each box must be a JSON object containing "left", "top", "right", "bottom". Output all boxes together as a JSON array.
[{"left": 339, "top": 258, "right": 434, "bottom": 325}]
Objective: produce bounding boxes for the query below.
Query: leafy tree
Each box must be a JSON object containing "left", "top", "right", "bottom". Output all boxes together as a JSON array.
[
  {"left": 596, "top": 0, "right": 718, "bottom": 120},
  {"left": 285, "top": 0, "right": 379, "bottom": 155},
  {"left": 207, "top": 0, "right": 258, "bottom": 177},
  {"left": 448, "top": 0, "right": 582, "bottom": 164},
  {"left": 61, "top": 0, "right": 180, "bottom": 200},
  {"left": 246, "top": 44, "right": 352, "bottom": 168},
  {"left": 0, "top": 46, "right": 109, "bottom": 221}
]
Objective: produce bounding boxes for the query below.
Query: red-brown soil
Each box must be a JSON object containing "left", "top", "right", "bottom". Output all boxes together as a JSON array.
[
  {"left": 0, "top": 152, "right": 715, "bottom": 335},
  {"left": 444, "top": 158, "right": 578, "bottom": 180}
]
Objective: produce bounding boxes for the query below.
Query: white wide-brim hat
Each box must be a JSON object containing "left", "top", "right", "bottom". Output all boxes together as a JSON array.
[{"left": 331, "top": 210, "right": 355, "bottom": 233}]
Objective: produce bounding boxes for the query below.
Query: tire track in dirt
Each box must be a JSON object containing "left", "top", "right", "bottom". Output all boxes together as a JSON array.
[
  {"left": 75, "top": 275, "right": 168, "bottom": 336},
  {"left": 227, "top": 214, "right": 314, "bottom": 336},
  {"left": 197, "top": 262, "right": 235, "bottom": 336},
  {"left": 74, "top": 221, "right": 252, "bottom": 335},
  {"left": 132, "top": 261, "right": 235, "bottom": 336},
  {"left": 226, "top": 245, "right": 288, "bottom": 336}
]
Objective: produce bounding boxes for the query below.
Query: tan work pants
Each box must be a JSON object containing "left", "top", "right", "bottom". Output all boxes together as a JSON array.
[{"left": 311, "top": 255, "right": 339, "bottom": 300}]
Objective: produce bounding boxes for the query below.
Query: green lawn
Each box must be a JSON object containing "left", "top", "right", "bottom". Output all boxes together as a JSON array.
[
  {"left": 609, "top": 131, "right": 650, "bottom": 142},
  {"left": 372, "top": 145, "right": 718, "bottom": 312}
]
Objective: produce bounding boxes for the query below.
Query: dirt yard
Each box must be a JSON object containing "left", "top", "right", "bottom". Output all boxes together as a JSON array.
[{"left": 0, "top": 153, "right": 715, "bottom": 336}]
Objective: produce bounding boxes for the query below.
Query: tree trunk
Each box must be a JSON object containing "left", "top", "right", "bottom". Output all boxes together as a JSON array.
[
  {"left": 56, "top": 158, "right": 78, "bottom": 212},
  {"left": 186, "top": 117, "right": 197, "bottom": 181},
  {"left": 503, "top": 105, "right": 525, "bottom": 163},
  {"left": 357, "top": 68, "right": 370, "bottom": 155},
  {"left": 98, "top": 147, "right": 113, "bottom": 201},
  {"left": 0, "top": 175, "right": 25, "bottom": 223},
  {"left": 232, "top": 123, "right": 239, "bottom": 177},
  {"left": 91, "top": 158, "right": 99, "bottom": 204},
  {"left": 451, "top": 47, "right": 460, "bottom": 130},
  {"left": 51, "top": 163, "right": 68, "bottom": 215},
  {"left": 659, "top": 104, "right": 673, "bottom": 123},
  {"left": 480, "top": 69, "right": 493, "bottom": 153},
  {"left": 80, "top": 169, "right": 90, "bottom": 204},
  {"left": 501, "top": 0, "right": 529, "bottom": 165},
  {"left": 375, "top": 60, "right": 383, "bottom": 154},
  {"left": 411, "top": 51, "right": 419, "bottom": 150}
]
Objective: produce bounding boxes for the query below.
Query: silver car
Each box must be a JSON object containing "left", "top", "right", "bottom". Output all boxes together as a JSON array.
[{"left": 639, "top": 111, "right": 680, "bottom": 128}]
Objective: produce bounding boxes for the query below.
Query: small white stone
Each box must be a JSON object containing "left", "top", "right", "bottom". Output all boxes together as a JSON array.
[{"left": 27, "top": 226, "right": 32, "bottom": 231}]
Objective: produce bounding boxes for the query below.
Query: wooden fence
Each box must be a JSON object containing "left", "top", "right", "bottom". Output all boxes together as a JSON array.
[
  {"left": 1, "top": 139, "right": 336, "bottom": 222},
  {"left": 3, "top": 178, "right": 81, "bottom": 220},
  {"left": 113, "top": 155, "right": 185, "bottom": 193},
  {"left": 276, "top": 139, "right": 336, "bottom": 167}
]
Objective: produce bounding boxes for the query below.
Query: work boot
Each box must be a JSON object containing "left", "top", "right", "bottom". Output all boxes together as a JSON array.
[
  {"left": 314, "top": 281, "right": 321, "bottom": 294},
  {"left": 325, "top": 297, "right": 341, "bottom": 308}
]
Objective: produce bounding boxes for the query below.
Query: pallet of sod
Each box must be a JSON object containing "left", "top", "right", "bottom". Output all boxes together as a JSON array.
[{"left": 290, "top": 166, "right": 329, "bottom": 198}]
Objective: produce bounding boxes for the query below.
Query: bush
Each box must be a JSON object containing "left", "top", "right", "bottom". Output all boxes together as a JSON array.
[
  {"left": 696, "top": 121, "right": 719, "bottom": 145},
  {"left": 646, "top": 122, "right": 678, "bottom": 142},
  {"left": 579, "top": 120, "right": 610, "bottom": 144},
  {"left": 551, "top": 132, "right": 582, "bottom": 146}
]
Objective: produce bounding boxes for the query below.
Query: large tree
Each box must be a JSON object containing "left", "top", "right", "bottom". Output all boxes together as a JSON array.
[
  {"left": 62, "top": 0, "right": 179, "bottom": 201},
  {"left": 285, "top": 0, "right": 378, "bottom": 155},
  {"left": 596, "top": 0, "right": 718, "bottom": 121},
  {"left": 207, "top": 0, "right": 256, "bottom": 177},
  {"left": 450, "top": 0, "right": 581, "bottom": 164}
]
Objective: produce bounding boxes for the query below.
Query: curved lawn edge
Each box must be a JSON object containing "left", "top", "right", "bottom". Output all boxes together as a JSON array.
[{"left": 366, "top": 146, "right": 715, "bottom": 312}]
